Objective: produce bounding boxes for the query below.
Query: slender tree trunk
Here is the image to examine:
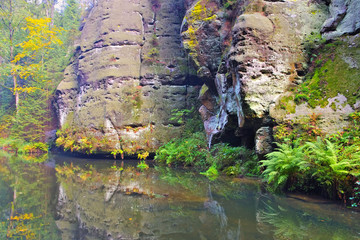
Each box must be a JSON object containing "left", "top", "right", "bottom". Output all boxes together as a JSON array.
[{"left": 8, "top": 0, "right": 19, "bottom": 113}]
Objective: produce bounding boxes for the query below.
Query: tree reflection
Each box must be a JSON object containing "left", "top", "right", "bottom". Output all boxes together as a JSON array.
[{"left": 0, "top": 152, "right": 60, "bottom": 239}]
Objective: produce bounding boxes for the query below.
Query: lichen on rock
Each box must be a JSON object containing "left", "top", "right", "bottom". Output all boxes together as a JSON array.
[{"left": 55, "top": 0, "right": 202, "bottom": 154}]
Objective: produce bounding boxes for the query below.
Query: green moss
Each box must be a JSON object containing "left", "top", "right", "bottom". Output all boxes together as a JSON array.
[
  {"left": 294, "top": 38, "right": 360, "bottom": 109},
  {"left": 278, "top": 95, "right": 296, "bottom": 114},
  {"left": 64, "top": 111, "right": 75, "bottom": 126},
  {"left": 199, "top": 84, "right": 209, "bottom": 98},
  {"left": 330, "top": 102, "right": 337, "bottom": 111},
  {"left": 57, "top": 79, "right": 78, "bottom": 91}
]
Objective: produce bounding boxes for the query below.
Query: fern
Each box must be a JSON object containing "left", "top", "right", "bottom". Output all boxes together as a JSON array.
[{"left": 261, "top": 143, "right": 307, "bottom": 191}]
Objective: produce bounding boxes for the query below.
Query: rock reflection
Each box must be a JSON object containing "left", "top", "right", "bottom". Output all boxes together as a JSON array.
[
  {"left": 1, "top": 153, "right": 358, "bottom": 240},
  {"left": 55, "top": 163, "right": 255, "bottom": 240}
]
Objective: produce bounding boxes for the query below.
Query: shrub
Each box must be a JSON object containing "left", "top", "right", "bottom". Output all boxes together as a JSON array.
[
  {"left": 261, "top": 142, "right": 308, "bottom": 191},
  {"left": 263, "top": 121, "right": 360, "bottom": 202},
  {"left": 154, "top": 132, "right": 209, "bottom": 168},
  {"left": 154, "top": 132, "right": 259, "bottom": 176},
  {"left": 55, "top": 127, "right": 114, "bottom": 154}
]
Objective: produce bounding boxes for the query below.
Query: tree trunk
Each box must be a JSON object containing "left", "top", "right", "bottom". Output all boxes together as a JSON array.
[{"left": 8, "top": 0, "right": 19, "bottom": 113}]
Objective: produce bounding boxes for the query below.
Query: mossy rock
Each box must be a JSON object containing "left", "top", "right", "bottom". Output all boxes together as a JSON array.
[{"left": 295, "top": 36, "right": 360, "bottom": 109}]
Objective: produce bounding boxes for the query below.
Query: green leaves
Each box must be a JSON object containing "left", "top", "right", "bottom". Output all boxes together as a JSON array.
[
  {"left": 262, "top": 143, "right": 306, "bottom": 191},
  {"left": 169, "top": 107, "right": 194, "bottom": 124},
  {"left": 262, "top": 134, "right": 360, "bottom": 199},
  {"left": 154, "top": 132, "right": 259, "bottom": 179}
]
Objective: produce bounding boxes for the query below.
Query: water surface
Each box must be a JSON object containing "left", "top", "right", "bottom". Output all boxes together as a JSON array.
[{"left": 0, "top": 153, "right": 359, "bottom": 239}]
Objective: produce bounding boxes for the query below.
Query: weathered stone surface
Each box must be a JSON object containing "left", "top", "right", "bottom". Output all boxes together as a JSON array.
[
  {"left": 55, "top": 0, "right": 201, "bottom": 153},
  {"left": 255, "top": 127, "right": 273, "bottom": 156},
  {"left": 56, "top": 0, "right": 360, "bottom": 151},
  {"left": 230, "top": 0, "right": 328, "bottom": 119},
  {"left": 322, "top": 0, "right": 360, "bottom": 39},
  {"left": 270, "top": 33, "right": 360, "bottom": 134},
  {"left": 181, "top": 0, "right": 329, "bottom": 144}
]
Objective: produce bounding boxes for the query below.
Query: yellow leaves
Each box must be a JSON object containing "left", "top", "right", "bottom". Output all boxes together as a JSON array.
[
  {"left": 13, "top": 86, "right": 38, "bottom": 94},
  {"left": 6, "top": 213, "right": 37, "bottom": 239},
  {"left": 137, "top": 151, "right": 149, "bottom": 160},
  {"left": 10, "top": 213, "right": 34, "bottom": 221},
  {"left": 9, "top": 17, "right": 64, "bottom": 98},
  {"left": 12, "top": 17, "right": 63, "bottom": 64},
  {"left": 17, "top": 17, "right": 63, "bottom": 56}
]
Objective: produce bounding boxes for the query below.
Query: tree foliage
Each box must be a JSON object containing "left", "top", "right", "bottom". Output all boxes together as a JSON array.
[{"left": 0, "top": 0, "right": 82, "bottom": 144}]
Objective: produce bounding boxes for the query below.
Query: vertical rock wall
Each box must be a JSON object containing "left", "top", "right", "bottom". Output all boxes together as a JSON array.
[
  {"left": 55, "top": 0, "right": 201, "bottom": 153},
  {"left": 181, "top": 0, "right": 329, "bottom": 149},
  {"left": 56, "top": 0, "right": 360, "bottom": 153}
]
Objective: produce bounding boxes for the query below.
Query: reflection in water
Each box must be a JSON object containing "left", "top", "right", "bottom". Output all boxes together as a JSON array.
[
  {"left": 256, "top": 194, "right": 360, "bottom": 240},
  {"left": 0, "top": 153, "right": 359, "bottom": 239},
  {"left": 0, "top": 152, "right": 60, "bottom": 239},
  {"left": 205, "top": 185, "right": 228, "bottom": 229}
]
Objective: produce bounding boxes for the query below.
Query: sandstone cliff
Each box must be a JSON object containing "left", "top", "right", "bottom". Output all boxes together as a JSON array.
[
  {"left": 55, "top": 0, "right": 201, "bottom": 153},
  {"left": 55, "top": 0, "right": 360, "bottom": 154},
  {"left": 180, "top": 0, "right": 360, "bottom": 153}
]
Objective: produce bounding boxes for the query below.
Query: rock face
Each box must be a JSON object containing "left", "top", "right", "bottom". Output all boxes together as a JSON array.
[
  {"left": 56, "top": 0, "right": 360, "bottom": 152},
  {"left": 181, "top": 0, "right": 329, "bottom": 145},
  {"left": 181, "top": 0, "right": 360, "bottom": 146},
  {"left": 321, "top": 0, "right": 360, "bottom": 39},
  {"left": 255, "top": 127, "right": 273, "bottom": 156},
  {"left": 55, "top": 0, "right": 201, "bottom": 153}
]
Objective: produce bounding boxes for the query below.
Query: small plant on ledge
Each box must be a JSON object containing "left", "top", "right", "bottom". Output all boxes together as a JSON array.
[{"left": 111, "top": 149, "right": 124, "bottom": 159}]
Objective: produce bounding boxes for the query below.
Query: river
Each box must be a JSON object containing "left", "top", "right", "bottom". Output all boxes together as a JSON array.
[{"left": 0, "top": 152, "right": 359, "bottom": 239}]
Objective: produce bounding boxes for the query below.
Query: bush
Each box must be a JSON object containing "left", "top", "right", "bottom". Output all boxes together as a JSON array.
[
  {"left": 262, "top": 129, "right": 360, "bottom": 201},
  {"left": 154, "top": 132, "right": 259, "bottom": 177},
  {"left": 0, "top": 138, "right": 48, "bottom": 154},
  {"left": 55, "top": 127, "right": 114, "bottom": 154},
  {"left": 261, "top": 142, "right": 308, "bottom": 192},
  {"left": 154, "top": 132, "right": 209, "bottom": 168}
]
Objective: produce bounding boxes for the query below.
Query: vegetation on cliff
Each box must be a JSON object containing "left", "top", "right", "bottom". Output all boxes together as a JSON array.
[
  {"left": 263, "top": 112, "right": 360, "bottom": 206},
  {"left": 154, "top": 119, "right": 259, "bottom": 178}
]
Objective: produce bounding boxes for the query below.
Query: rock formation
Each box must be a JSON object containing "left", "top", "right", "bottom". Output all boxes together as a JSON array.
[
  {"left": 180, "top": 0, "right": 360, "bottom": 153},
  {"left": 55, "top": 0, "right": 360, "bottom": 154},
  {"left": 55, "top": 0, "right": 201, "bottom": 153}
]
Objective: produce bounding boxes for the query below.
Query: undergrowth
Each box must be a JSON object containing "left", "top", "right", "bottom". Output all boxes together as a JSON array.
[
  {"left": 154, "top": 132, "right": 259, "bottom": 179},
  {"left": 0, "top": 138, "right": 48, "bottom": 154},
  {"left": 262, "top": 112, "right": 360, "bottom": 206}
]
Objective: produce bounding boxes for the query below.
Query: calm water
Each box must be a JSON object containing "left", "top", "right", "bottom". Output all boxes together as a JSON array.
[{"left": 0, "top": 152, "right": 359, "bottom": 240}]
